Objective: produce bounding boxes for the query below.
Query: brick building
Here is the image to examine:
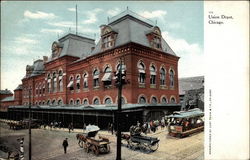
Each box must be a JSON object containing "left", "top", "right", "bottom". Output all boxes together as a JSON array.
[{"left": 7, "top": 10, "right": 181, "bottom": 130}]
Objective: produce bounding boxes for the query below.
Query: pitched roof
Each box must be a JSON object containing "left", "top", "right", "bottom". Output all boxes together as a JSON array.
[
  {"left": 14, "top": 84, "right": 23, "bottom": 91},
  {"left": 30, "top": 60, "right": 45, "bottom": 77},
  {"left": 1, "top": 96, "right": 14, "bottom": 102},
  {"left": 0, "top": 89, "right": 13, "bottom": 95},
  {"left": 48, "top": 34, "right": 95, "bottom": 62},
  {"left": 91, "top": 10, "right": 176, "bottom": 56},
  {"left": 179, "top": 76, "right": 204, "bottom": 95}
]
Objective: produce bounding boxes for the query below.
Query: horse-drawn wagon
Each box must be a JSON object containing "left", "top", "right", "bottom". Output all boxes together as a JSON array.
[
  {"left": 76, "top": 125, "right": 110, "bottom": 155},
  {"left": 121, "top": 125, "right": 160, "bottom": 153}
]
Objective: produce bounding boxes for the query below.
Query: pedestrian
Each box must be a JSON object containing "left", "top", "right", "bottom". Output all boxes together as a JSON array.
[
  {"left": 62, "top": 138, "right": 68, "bottom": 154},
  {"left": 68, "top": 123, "right": 71, "bottom": 133},
  {"left": 71, "top": 122, "right": 74, "bottom": 131},
  {"left": 110, "top": 123, "right": 113, "bottom": 135}
]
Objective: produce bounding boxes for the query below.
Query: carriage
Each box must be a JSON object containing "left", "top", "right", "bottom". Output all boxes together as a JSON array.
[
  {"left": 166, "top": 108, "right": 204, "bottom": 138},
  {"left": 121, "top": 125, "right": 160, "bottom": 153},
  {"left": 76, "top": 125, "right": 110, "bottom": 155}
]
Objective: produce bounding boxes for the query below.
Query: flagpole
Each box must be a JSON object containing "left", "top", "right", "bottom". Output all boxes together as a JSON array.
[{"left": 76, "top": 5, "right": 78, "bottom": 35}]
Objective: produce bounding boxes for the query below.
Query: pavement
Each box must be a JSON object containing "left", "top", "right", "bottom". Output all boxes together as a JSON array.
[{"left": 0, "top": 120, "right": 204, "bottom": 160}]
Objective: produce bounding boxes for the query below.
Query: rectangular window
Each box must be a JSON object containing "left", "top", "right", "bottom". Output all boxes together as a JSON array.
[
  {"left": 139, "top": 73, "right": 146, "bottom": 83},
  {"left": 150, "top": 75, "right": 156, "bottom": 84},
  {"left": 93, "top": 78, "right": 99, "bottom": 87}
]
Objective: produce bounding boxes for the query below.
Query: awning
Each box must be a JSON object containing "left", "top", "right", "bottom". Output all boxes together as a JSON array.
[
  {"left": 102, "top": 72, "right": 112, "bottom": 81},
  {"left": 67, "top": 81, "right": 74, "bottom": 88},
  {"left": 83, "top": 77, "right": 88, "bottom": 82},
  {"left": 93, "top": 75, "right": 99, "bottom": 79},
  {"left": 58, "top": 76, "right": 62, "bottom": 80},
  {"left": 139, "top": 69, "right": 145, "bottom": 73},
  {"left": 150, "top": 71, "right": 156, "bottom": 75},
  {"left": 76, "top": 79, "right": 80, "bottom": 83},
  {"left": 47, "top": 79, "right": 51, "bottom": 83},
  {"left": 54, "top": 78, "right": 57, "bottom": 81}
]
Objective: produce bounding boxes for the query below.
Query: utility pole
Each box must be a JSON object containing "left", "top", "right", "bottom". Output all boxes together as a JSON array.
[
  {"left": 116, "top": 58, "right": 123, "bottom": 160},
  {"left": 28, "top": 89, "right": 32, "bottom": 160}
]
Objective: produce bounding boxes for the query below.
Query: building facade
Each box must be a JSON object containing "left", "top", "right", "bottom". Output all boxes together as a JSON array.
[{"left": 5, "top": 10, "right": 181, "bottom": 130}]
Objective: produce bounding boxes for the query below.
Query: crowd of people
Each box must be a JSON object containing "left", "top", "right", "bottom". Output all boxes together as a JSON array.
[{"left": 139, "top": 118, "right": 167, "bottom": 134}]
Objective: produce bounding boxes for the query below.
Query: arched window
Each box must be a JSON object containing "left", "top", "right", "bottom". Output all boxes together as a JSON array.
[
  {"left": 39, "top": 85, "right": 42, "bottom": 96},
  {"left": 38, "top": 101, "right": 41, "bottom": 105},
  {"left": 161, "top": 97, "right": 167, "bottom": 104},
  {"left": 52, "top": 99, "right": 56, "bottom": 106},
  {"left": 139, "top": 96, "right": 146, "bottom": 104},
  {"left": 93, "top": 69, "right": 99, "bottom": 87},
  {"left": 160, "top": 67, "right": 166, "bottom": 85},
  {"left": 102, "top": 66, "right": 112, "bottom": 86},
  {"left": 116, "top": 96, "right": 126, "bottom": 104},
  {"left": 69, "top": 99, "right": 74, "bottom": 105},
  {"left": 58, "top": 99, "right": 63, "bottom": 105},
  {"left": 47, "top": 100, "right": 51, "bottom": 106},
  {"left": 138, "top": 61, "right": 146, "bottom": 84},
  {"left": 76, "top": 99, "right": 81, "bottom": 106},
  {"left": 170, "top": 97, "right": 176, "bottom": 103},
  {"left": 83, "top": 99, "right": 89, "bottom": 105},
  {"left": 52, "top": 72, "right": 57, "bottom": 92},
  {"left": 93, "top": 98, "right": 100, "bottom": 105},
  {"left": 150, "top": 65, "right": 156, "bottom": 85},
  {"left": 67, "top": 76, "right": 74, "bottom": 91},
  {"left": 76, "top": 75, "right": 81, "bottom": 90},
  {"left": 42, "top": 101, "right": 45, "bottom": 105},
  {"left": 83, "top": 72, "right": 88, "bottom": 88},
  {"left": 42, "top": 83, "right": 45, "bottom": 95},
  {"left": 104, "top": 97, "right": 112, "bottom": 104},
  {"left": 58, "top": 70, "right": 63, "bottom": 92},
  {"left": 151, "top": 96, "right": 157, "bottom": 104},
  {"left": 47, "top": 74, "right": 51, "bottom": 93},
  {"left": 170, "top": 69, "right": 174, "bottom": 87}
]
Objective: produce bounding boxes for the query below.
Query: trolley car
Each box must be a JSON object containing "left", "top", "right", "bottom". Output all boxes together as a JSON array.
[{"left": 166, "top": 108, "right": 204, "bottom": 138}]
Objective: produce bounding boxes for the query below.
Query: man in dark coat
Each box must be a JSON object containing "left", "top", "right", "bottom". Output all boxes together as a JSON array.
[{"left": 62, "top": 138, "right": 68, "bottom": 154}]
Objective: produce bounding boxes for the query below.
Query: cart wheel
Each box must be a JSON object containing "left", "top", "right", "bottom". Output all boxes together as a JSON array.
[
  {"left": 94, "top": 146, "right": 99, "bottom": 155},
  {"left": 149, "top": 142, "right": 159, "bottom": 152},
  {"left": 139, "top": 143, "right": 146, "bottom": 152},
  {"left": 79, "top": 141, "right": 83, "bottom": 148},
  {"left": 107, "top": 144, "right": 110, "bottom": 153}
]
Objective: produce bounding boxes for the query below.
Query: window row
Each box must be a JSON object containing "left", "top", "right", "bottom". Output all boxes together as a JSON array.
[
  {"left": 31, "top": 94, "right": 177, "bottom": 107},
  {"left": 138, "top": 60, "right": 175, "bottom": 87},
  {"left": 137, "top": 95, "right": 177, "bottom": 104}
]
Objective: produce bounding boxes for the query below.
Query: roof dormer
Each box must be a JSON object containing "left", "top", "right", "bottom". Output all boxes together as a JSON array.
[
  {"left": 146, "top": 26, "right": 162, "bottom": 50},
  {"left": 100, "top": 25, "right": 118, "bottom": 50},
  {"left": 51, "top": 41, "right": 63, "bottom": 58}
]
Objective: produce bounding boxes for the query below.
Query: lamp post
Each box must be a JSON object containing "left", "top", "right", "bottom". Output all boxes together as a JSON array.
[{"left": 116, "top": 58, "right": 126, "bottom": 160}]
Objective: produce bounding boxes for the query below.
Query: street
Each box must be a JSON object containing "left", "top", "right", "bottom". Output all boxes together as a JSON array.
[{"left": 0, "top": 122, "right": 203, "bottom": 160}]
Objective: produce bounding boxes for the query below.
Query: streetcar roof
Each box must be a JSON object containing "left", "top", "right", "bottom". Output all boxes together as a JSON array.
[{"left": 167, "top": 108, "right": 204, "bottom": 118}]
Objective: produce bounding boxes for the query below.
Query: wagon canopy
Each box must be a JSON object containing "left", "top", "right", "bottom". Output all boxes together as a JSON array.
[
  {"left": 167, "top": 108, "right": 204, "bottom": 119},
  {"left": 86, "top": 125, "right": 100, "bottom": 132}
]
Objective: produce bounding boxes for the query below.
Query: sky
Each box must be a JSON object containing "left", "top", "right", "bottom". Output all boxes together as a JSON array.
[{"left": 1, "top": 1, "right": 204, "bottom": 92}]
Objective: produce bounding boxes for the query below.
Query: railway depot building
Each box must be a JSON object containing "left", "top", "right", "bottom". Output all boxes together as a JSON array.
[{"left": 6, "top": 10, "right": 181, "bottom": 130}]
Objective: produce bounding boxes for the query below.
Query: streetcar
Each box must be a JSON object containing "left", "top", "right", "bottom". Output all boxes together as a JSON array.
[{"left": 166, "top": 108, "right": 204, "bottom": 138}]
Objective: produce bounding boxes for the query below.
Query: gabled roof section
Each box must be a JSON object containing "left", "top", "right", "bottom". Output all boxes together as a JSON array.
[
  {"left": 0, "top": 89, "right": 13, "bottom": 95},
  {"left": 14, "top": 84, "right": 23, "bottom": 91},
  {"left": 92, "top": 9, "right": 176, "bottom": 56}
]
